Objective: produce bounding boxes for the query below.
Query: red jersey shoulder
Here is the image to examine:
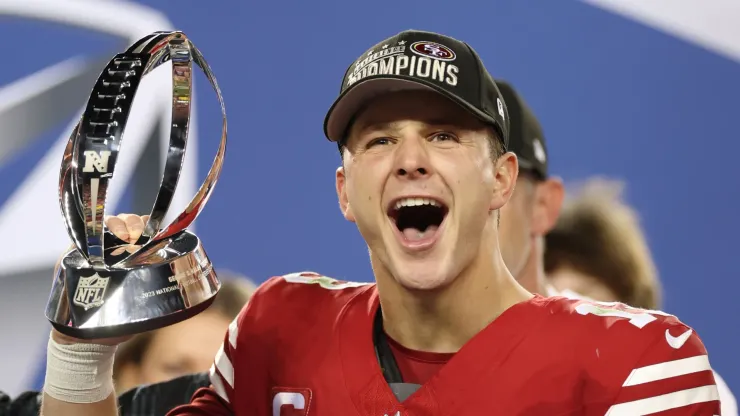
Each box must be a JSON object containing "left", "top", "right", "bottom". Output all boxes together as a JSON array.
[
  {"left": 194, "top": 274, "right": 376, "bottom": 414},
  {"left": 544, "top": 296, "right": 704, "bottom": 355},
  {"left": 546, "top": 297, "right": 686, "bottom": 339},
  {"left": 542, "top": 297, "right": 718, "bottom": 415},
  {"left": 259, "top": 271, "right": 373, "bottom": 305},
  {"left": 234, "top": 271, "right": 374, "bottom": 341}
]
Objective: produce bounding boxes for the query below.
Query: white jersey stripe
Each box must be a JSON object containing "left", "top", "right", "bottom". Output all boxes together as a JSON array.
[
  {"left": 606, "top": 385, "right": 719, "bottom": 416},
  {"left": 214, "top": 342, "right": 235, "bottom": 387},
  {"left": 209, "top": 364, "right": 230, "bottom": 403},
  {"left": 228, "top": 316, "right": 239, "bottom": 349},
  {"left": 622, "top": 355, "right": 711, "bottom": 387}
]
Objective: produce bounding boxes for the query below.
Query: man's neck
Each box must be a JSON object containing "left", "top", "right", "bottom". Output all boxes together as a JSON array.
[
  {"left": 515, "top": 237, "right": 549, "bottom": 296},
  {"left": 374, "top": 246, "right": 532, "bottom": 354}
]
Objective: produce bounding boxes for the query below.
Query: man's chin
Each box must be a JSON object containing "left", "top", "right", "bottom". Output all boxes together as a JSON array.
[
  {"left": 399, "top": 279, "right": 449, "bottom": 292},
  {"left": 392, "top": 265, "right": 453, "bottom": 292},
  {"left": 379, "top": 237, "right": 455, "bottom": 290}
]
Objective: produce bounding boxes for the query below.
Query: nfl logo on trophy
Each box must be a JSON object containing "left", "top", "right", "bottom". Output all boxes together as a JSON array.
[
  {"left": 72, "top": 274, "right": 109, "bottom": 311},
  {"left": 45, "top": 31, "right": 227, "bottom": 339}
]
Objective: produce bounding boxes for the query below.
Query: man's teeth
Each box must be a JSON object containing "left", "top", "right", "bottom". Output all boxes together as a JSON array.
[{"left": 394, "top": 197, "right": 441, "bottom": 210}]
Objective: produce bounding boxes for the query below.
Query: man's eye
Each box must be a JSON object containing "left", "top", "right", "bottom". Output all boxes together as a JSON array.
[
  {"left": 367, "top": 137, "right": 392, "bottom": 147},
  {"left": 430, "top": 132, "right": 457, "bottom": 142}
]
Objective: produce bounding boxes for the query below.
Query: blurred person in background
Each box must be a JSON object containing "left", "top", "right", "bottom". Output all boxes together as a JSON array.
[
  {"left": 544, "top": 178, "right": 661, "bottom": 307},
  {"left": 114, "top": 276, "right": 256, "bottom": 394},
  {"left": 494, "top": 79, "right": 564, "bottom": 297},
  {"left": 544, "top": 178, "right": 737, "bottom": 415}
]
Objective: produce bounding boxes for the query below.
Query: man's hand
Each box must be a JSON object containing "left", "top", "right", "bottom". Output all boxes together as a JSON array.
[
  {"left": 105, "top": 213, "right": 149, "bottom": 244},
  {"left": 50, "top": 213, "right": 150, "bottom": 346},
  {"left": 108, "top": 213, "right": 151, "bottom": 255}
]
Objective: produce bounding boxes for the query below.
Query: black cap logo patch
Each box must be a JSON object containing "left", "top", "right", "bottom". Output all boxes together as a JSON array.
[{"left": 410, "top": 41, "right": 456, "bottom": 61}]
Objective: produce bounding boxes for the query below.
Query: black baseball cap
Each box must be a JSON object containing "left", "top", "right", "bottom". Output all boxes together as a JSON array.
[
  {"left": 323, "top": 30, "right": 510, "bottom": 149},
  {"left": 495, "top": 80, "right": 548, "bottom": 178}
]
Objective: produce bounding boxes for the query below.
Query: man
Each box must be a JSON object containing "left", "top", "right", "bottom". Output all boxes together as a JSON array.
[{"left": 42, "top": 30, "right": 720, "bottom": 415}]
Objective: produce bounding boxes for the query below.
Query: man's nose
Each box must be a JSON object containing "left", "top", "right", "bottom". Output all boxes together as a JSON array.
[{"left": 393, "top": 137, "right": 432, "bottom": 180}]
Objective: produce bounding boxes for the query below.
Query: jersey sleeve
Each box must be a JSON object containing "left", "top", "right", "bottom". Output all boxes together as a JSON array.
[
  {"left": 601, "top": 322, "right": 720, "bottom": 415},
  {"left": 166, "top": 277, "right": 285, "bottom": 416}
]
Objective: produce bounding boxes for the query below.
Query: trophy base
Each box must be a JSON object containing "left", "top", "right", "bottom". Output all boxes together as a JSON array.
[
  {"left": 49, "top": 295, "right": 216, "bottom": 340},
  {"left": 45, "top": 230, "right": 221, "bottom": 340}
]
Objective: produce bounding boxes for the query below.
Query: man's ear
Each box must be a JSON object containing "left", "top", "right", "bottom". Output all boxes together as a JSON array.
[
  {"left": 531, "top": 176, "right": 564, "bottom": 236},
  {"left": 490, "top": 152, "right": 519, "bottom": 211},
  {"left": 336, "top": 166, "right": 356, "bottom": 222}
]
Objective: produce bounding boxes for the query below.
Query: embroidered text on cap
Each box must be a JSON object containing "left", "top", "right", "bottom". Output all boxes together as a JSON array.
[{"left": 346, "top": 41, "right": 460, "bottom": 88}]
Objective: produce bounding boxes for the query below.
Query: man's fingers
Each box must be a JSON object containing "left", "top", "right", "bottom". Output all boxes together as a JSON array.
[
  {"left": 111, "top": 245, "right": 139, "bottom": 256},
  {"left": 105, "top": 216, "right": 129, "bottom": 242},
  {"left": 120, "top": 214, "right": 145, "bottom": 243},
  {"left": 105, "top": 213, "right": 149, "bottom": 252}
]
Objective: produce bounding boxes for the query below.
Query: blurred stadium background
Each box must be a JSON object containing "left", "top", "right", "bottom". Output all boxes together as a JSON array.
[{"left": 0, "top": 0, "right": 737, "bottom": 397}]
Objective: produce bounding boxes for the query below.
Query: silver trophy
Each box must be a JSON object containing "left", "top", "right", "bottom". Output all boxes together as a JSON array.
[{"left": 45, "top": 31, "right": 226, "bottom": 339}]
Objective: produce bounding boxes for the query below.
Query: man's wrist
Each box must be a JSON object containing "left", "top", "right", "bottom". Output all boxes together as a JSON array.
[{"left": 43, "top": 334, "right": 117, "bottom": 403}]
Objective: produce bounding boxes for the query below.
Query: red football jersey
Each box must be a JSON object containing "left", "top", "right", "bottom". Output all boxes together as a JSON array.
[{"left": 168, "top": 272, "right": 720, "bottom": 416}]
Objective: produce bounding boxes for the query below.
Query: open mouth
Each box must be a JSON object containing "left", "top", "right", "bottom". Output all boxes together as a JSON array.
[{"left": 388, "top": 197, "right": 449, "bottom": 244}]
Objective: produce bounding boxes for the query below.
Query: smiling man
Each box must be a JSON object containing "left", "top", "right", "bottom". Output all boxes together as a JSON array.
[{"left": 42, "top": 30, "right": 721, "bottom": 416}]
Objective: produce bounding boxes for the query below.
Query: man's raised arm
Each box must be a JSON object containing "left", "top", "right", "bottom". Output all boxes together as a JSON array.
[{"left": 41, "top": 214, "right": 235, "bottom": 416}]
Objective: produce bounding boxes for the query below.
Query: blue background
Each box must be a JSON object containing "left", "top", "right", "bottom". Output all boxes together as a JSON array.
[{"left": 0, "top": 0, "right": 736, "bottom": 394}]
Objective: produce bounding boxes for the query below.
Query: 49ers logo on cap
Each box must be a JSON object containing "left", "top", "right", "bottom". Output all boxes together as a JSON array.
[{"left": 410, "top": 41, "right": 456, "bottom": 61}]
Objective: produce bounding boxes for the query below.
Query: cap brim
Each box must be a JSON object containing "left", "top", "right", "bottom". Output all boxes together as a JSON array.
[
  {"left": 517, "top": 159, "right": 547, "bottom": 178},
  {"left": 323, "top": 77, "right": 496, "bottom": 143}
]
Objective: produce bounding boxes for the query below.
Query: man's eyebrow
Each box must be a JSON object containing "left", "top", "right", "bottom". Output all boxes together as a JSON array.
[
  {"left": 422, "top": 118, "right": 460, "bottom": 127},
  {"left": 356, "top": 121, "right": 396, "bottom": 134}
]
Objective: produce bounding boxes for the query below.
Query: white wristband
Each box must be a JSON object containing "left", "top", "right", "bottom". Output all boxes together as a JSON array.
[{"left": 43, "top": 334, "right": 117, "bottom": 403}]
